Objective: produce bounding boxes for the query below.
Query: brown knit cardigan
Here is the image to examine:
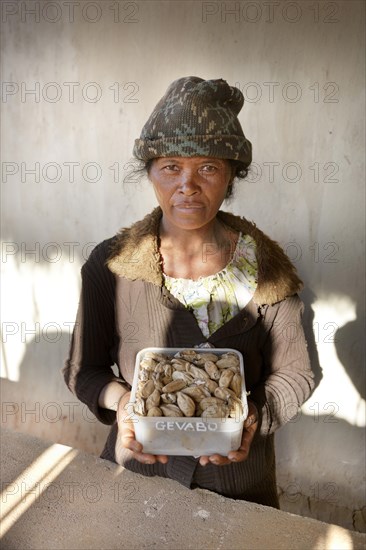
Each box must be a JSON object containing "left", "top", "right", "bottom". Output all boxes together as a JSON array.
[{"left": 63, "top": 208, "right": 314, "bottom": 508}]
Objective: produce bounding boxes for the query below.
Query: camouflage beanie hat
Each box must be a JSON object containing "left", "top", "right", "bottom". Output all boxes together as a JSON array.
[{"left": 133, "top": 76, "right": 252, "bottom": 165}]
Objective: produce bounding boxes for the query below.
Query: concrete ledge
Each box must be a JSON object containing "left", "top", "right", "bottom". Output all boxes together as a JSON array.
[{"left": 1, "top": 429, "right": 365, "bottom": 550}]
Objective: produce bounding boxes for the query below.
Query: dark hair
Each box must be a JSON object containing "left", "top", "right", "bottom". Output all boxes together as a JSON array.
[
  {"left": 226, "top": 160, "right": 250, "bottom": 198},
  {"left": 132, "top": 157, "right": 250, "bottom": 199}
]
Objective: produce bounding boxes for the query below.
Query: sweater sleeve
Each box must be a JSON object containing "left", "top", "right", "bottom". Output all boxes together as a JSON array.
[
  {"left": 62, "top": 240, "right": 128, "bottom": 425},
  {"left": 249, "top": 295, "right": 315, "bottom": 436}
]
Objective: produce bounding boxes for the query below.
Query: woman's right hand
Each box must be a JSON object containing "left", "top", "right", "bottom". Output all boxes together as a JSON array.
[{"left": 116, "top": 391, "right": 169, "bottom": 465}]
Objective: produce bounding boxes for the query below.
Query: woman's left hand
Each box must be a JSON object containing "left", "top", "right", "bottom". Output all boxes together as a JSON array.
[{"left": 198, "top": 400, "right": 259, "bottom": 466}]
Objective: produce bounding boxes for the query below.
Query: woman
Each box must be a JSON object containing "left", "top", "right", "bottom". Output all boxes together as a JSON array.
[{"left": 63, "top": 77, "right": 314, "bottom": 508}]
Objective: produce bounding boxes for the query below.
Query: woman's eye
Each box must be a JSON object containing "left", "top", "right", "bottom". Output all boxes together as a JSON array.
[
  {"left": 201, "top": 165, "right": 217, "bottom": 173},
  {"left": 162, "top": 165, "right": 179, "bottom": 172}
]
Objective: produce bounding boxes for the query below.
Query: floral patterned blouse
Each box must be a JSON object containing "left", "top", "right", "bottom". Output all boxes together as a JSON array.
[{"left": 163, "top": 233, "right": 258, "bottom": 338}]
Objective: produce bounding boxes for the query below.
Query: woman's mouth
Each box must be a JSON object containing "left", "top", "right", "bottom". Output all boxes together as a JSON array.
[{"left": 174, "top": 202, "right": 205, "bottom": 209}]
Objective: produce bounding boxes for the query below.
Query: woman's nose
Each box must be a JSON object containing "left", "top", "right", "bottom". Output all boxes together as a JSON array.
[{"left": 179, "top": 170, "right": 200, "bottom": 194}]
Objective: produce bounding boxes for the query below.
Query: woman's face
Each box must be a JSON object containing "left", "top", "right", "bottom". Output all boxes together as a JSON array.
[{"left": 149, "top": 157, "right": 233, "bottom": 232}]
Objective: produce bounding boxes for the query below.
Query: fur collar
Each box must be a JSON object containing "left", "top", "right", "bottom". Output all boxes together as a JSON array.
[{"left": 107, "top": 207, "right": 302, "bottom": 306}]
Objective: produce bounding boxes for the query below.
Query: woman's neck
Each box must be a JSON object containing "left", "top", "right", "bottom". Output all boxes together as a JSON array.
[
  {"left": 158, "top": 218, "right": 239, "bottom": 279},
  {"left": 159, "top": 218, "right": 223, "bottom": 254}
]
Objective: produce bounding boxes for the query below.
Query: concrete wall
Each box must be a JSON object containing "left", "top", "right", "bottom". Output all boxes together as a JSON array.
[{"left": 1, "top": 0, "right": 365, "bottom": 533}]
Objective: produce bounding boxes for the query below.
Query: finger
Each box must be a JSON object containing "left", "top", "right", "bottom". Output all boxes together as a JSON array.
[
  {"left": 228, "top": 425, "right": 257, "bottom": 462},
  {"left": 120, "top": 424, "right": 143, "bottom": 454},
  {"left": 132, "top": 451, "right": 159, "bottom": 465},
  {"left": 244, "top": 413, "right": 257, "bottom": 428},
  {"left": 244, "top": 402, "right": 259, "bottom": 429},
  {"left": 199, "top": 456, "right": 210, "bottom": 466},
  {"left": 199, "top": 455, "right": 226, "bottom": 466},
  {"left": 207, "top": 453, "right": 231, "bottom": 466},
  {"left": 119, "top": 421, "right": 169, "bottom": 464},
  {"left": 155, "top": 456, "right": 168, "bottom": 464},
  {"left": 120, "top": 427, "right": 159, "bottom": 464},
  {"left": 121, "top": 440, "right": 168, "bottom": 465}
]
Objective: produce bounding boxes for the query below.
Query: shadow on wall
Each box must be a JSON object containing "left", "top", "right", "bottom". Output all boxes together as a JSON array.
[
  {"left": 276, "top": 285, "right": 366, "bottom": 533},
  {"left": 299, "top": 288, "right": 323, "bottom": 388},
  {"left": 1, "top": 332, "right": 110, "bottom": 455},
  {"left": 334, "top": 303, "right": 365, "bottom": 401}
]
